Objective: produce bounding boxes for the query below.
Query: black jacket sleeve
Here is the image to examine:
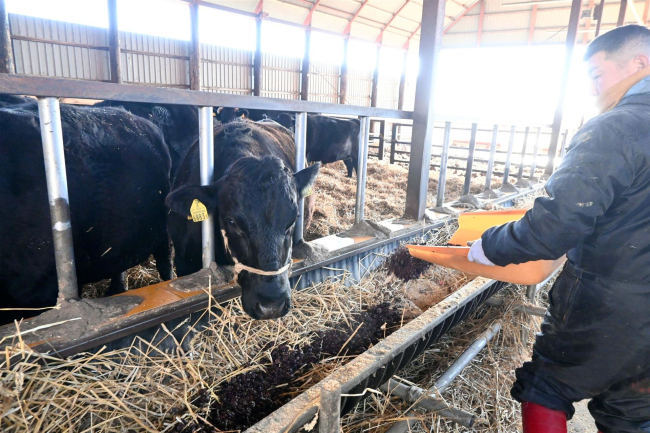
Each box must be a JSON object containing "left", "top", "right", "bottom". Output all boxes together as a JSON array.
[{"left": 481, "top": 117, "right": 636, "bottom": 266}]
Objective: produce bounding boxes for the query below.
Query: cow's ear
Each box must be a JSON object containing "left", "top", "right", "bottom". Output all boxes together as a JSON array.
[
  {"left": 165, "top": 183, "right": 220, "bottom": 216},
  {"left": 237, "top": 108, "right": 249, "bottom": 119},
  {"left": 294, "top": 162, "right": 321, "bottom": 199}
]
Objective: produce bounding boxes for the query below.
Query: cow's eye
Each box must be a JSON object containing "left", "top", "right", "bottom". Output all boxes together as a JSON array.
[{"left": 227, "top": 218, "right": 236, "bottom": 228}]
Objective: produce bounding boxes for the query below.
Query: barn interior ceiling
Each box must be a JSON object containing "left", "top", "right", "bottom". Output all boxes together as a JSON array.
[{"left": 199, "top": 0, "right": 648, "bottom": 49}]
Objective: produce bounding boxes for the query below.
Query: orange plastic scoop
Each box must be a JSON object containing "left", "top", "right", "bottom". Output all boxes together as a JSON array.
[
  {"left": 448, "top": 209, "right": 528, "bottom": 246},
  {"left": 407, "top": 209, "right": 565, "bottom": 285}
]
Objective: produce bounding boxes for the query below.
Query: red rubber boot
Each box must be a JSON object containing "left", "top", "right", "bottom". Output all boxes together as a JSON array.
[{"left": 522, "top": 401, "right": 567, "bottom": 433}]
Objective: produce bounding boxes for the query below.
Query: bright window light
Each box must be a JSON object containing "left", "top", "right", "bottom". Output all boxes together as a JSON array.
[
  {"left": 311, "top": 31, "right": 344, "bottom": 65},
  {"left": 200, "top": 7, "right": 255, "bottom": 51},
  {"left": 261, "top": 21, "right": 304, "bottom": 58},
  {"left": 347, "top": 40, "right": 377, "bottom": 71},
  {"left": 116, "top": 0, "right": 190, "bottom": 41},
  {"left": 379, "top": 46, "right": 405, "bottom": 76},
  {"left": 6, "top": 0, "right": 108, "bottom": 28}
]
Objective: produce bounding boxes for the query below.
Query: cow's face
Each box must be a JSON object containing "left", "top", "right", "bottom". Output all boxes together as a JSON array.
[{"left": 167, "top": 156, "right": 320, "bottom": 320}]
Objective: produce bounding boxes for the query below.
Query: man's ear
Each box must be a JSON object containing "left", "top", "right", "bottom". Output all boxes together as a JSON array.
[
  {"left": 634, "top": 54, "right": 650, "bottom": 70},
  {"left": 165, "top": 183, "right": 220, "bottom": 216},
  {"left": 294, "top": 162, "right": 321, "bottom": 199}
]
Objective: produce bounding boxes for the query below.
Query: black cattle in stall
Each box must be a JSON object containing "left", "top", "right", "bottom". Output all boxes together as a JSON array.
[
  {"left": 215, "top": 107, "right": 249, "bottom": 124},
  {"left": 166, "top": 120, "right": 320, "bottom": 320},
  {"left": 94, "top": 101, "right": 198, "bottom": 179},
  {"left": 0, "top": 102, "right": 173, "bottom": 325},
  {"left": 0, "top": 94, "right": 33, "bottom": 107}
]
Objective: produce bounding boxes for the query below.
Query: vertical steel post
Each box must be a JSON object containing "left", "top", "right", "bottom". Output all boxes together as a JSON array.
[
  {"left": 529, "top": 127, "right": 542, "bottom": 179},
  {"left": 595, "top": 0, "right": 606, "bottom": 36},
  {"left": 0, "top": 0, "right": 15, "bottom": 74},
  {"left": 37, "top": 97, "right": 79, "bottom": 303},
  {"left": 355, "top": 116, "right": 370, "bottom": 224},
  {"left": 545, "top": 0, "right": 582, "bottom": 175},
  {"left": 300, "top": 26, "right": 311, "bottom": 101},
  {"left": 294, "top": 112, "right": 307, "bottom": 244},
  {"left": 339, "top": 36, "right": 349, "bottom": 104},
  {"left": 253, "top": 14, "right": 263, "bottom": 96},
  {"left": 107, "top": 0, "right": 122, "bottom": 84},
  {"left": 390, "top": 123, "right": 397, "bottom": 164},
  {"left": 517, "top": 126, "right": 530, "bottom": 180},
  {"left": 370, "top": 44, "right": 381, "bottom": 107},
  {"left": 435, "top": 122, "right": 452, "bottom": 208},
  {"left": 189, "top": 0, "right": 201, "bottom": 91},
  {"left": 462, "top": 123, "right": 478, "bottom": 196},
  {"left": 319, "top": 380, "right": 341, "bottom": 433},
  {"left": 199, "top": 107, "right": 214, "bottom": 268},
  {"left": 502, "top": 125, "right": 517, "bottom": 187},
  {"left": 618, "top": 0, "right": 628, "bottom": 26},
  {"left": 405, "top": 0, "right": 446, "bottom": 220},
  {"left": 378, "top": 119, "right": 385, "bottom": 160},
  {"left": 484, "top": 124, "right": 499, "bottom": 191}
]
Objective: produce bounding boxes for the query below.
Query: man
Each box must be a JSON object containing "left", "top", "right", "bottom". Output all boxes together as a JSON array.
[{"left": 468, "top": 25, "right": 650, "bottom": 433}]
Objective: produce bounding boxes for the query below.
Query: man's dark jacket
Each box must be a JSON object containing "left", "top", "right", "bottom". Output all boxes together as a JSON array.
[{"left": 482, "top": 90, "right": 650, "bottom": 283}]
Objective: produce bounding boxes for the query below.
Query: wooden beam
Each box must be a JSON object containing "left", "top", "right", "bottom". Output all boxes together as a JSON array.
[
  {"left": 254, "top": 0, "right": 264, "bottom": 14},
  {"left": 189, "top": 0, "right": 201, "bottom": 91},
  {"left": 339, "top": 36, "right": 349, "bottom": 104},
  {"left": 528, "top": 0, "right": 538, "bottom": 44},
  {"left": 545, "top": 0, "right": 582, "bottom": 176},
  {"left": 107, "top": 0, "right": 122, "bottom": 84},
  {"left": 370, "top": 44, "right": 380, "bottom": 107},
  {"left": 477, "top": 0, "right": 485, "bottom": 46},
  {"left": 343, "top": 0, "right": 371, "bottom": 35},
  {"left": 444, "top": 1, "right": 482, "bottom": 33},
  {"left": 376, "top": 0, "right": 412, "bottom": 42},
  {"left": 254, "top": 14, "right": 263, "bottom": 96},
  {"left": 405, "top": 0, "right": 446, "bottom": 220},
  {"left": 617, "top": 0, "right": 627, "bottom": 26},
  {"left": 302, "top": 0, "right": 321, "bottom": 26},
  {"left": 595, "top": 0, "right": 606, "bottom": 36},
  {"left": 583, "top": 0, "right": 595, "bottom": 44},
  {"left": 0, "top": 0, "right": 14, "bottom": 74},
  {"left": 644, "top": 0, "right": 650, "bottom": 23},
  {"left": 301, "top": 26, "right": 311, "bottom": 100}
]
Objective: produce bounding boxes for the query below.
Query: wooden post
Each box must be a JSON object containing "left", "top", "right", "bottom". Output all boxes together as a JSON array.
[
  {"left": 617, "top": 0, "right": 628, "bottom": 26},
  {"left": 545, "top": 0, "right": 581, "bottom": 176},
  {"left": 0, "top": 0, "right": 14, "bottom": 74},
  {"left": 405, "top": 0, "right": 446, "bottom": 220},
  {"left": 339, "top": 35, "right": 349, "bottom": 104},
  {"left": 189, "top": 0, "right": 201, "bottom": 91},
  {"left": 107, "top": 0, "right": 122, "bottom": 84},
  {"left": 301, "top": 26, "right": 311, "bottom": 101},
  {"left": 254, "top": 13, "right": 263, "bottom": 96},
  {"left": 398, "top": 49, "right": 407, "bottom": 110},
  {"left": 595, "top": 0, "right": 606, "bottom": 36},
  {"left": 370, "top": 44, "right": 380, "bottom": 107}
]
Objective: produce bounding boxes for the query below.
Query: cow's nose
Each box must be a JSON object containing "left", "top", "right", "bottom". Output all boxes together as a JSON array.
[{"left": 255, "top": 299, "right": 287, "bottom": 320}]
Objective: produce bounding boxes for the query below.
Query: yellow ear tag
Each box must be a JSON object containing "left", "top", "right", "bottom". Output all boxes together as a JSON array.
[
  {"left": 301, "top": 186, "right": 313, "bottom": 198},
  {"left": 190, "top": 199, "right": 209, "bottom": 222}
]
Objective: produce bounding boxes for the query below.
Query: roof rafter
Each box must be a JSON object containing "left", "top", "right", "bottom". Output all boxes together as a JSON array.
[
  {"left": 376, "top": 0, "right": 412, "bottom": 42},
  {"left": 444, "top": 0, "right": 482, "bottom": 33},
  {"left": 302, "top": 0, "right": 322, "bottom": 25},
  {"left": 343, "top": 0, "right": 371, "bottom": 35}
]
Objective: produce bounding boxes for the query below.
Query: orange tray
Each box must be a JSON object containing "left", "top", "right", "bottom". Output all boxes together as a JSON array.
[{"left": 407, "top": 209, "right": 565, "bottom": 285}]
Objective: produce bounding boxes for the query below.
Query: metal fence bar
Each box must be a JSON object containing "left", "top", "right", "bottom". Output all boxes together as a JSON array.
[
  {"left": 462, "top": 123, "right": 478, "bottom": 196},
  {"left": 294, "top": 112, "right": 308, "bottom": 243},
  {"left": 529, "top": 127, "right": 542, "bottom": 179},
  {"left": 484, "top": 124, "right": 499, "bottom": 190},
  {"left": 516, "top": 126, "right": 530, "bottom": 180},
  {"left": 378, "top": 119, "right": 385, "bottom": 160},
  {"left": 37, "top": 97, "right": 79, "bottom": 302},
  {"left": 502, "top": 125, "right": 516, "bottom": 185},
  {"left": 355, "top": 117, "right": 370, "bottom": 224},
  {"left": 435, "top": 121, "right": 452, "bottom": 208},
  {"left": 199, "top": 106, "right": 215, "bottom": 268},
  {"left": 390, "top": 123, "right": 398, "bottom": 164}
]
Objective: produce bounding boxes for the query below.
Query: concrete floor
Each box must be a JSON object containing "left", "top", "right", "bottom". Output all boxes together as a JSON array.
[{"left": 569, "top": 400, "right": 597, "bottom": 433}]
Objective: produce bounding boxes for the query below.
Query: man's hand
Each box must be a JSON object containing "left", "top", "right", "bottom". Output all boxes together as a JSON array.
[{"left": 467, "top": 239, "right": 495, "bottom": 266}]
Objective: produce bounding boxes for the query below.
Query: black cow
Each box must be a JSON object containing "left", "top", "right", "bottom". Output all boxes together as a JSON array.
[
  {"left": 265, "top": 113, "right": 360, "bottom": 178},
  {"left": 0, "top": 102, "right": 173, "bottom": 325},
  {"left": 94, "top": 101, "right": 198, "bottom": 178},
  {"left": 166, "top": 119, "right": 319, "bottom": 320},
  {"left": 0, "top": 94, "right": 33, "bottom": 107},
  {"left": 215, "top": 107, "right": 249, "bottom": 124}
]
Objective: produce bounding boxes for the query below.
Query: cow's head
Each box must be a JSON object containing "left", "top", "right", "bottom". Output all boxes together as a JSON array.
[
  {"left": 167, "top": 156, "right": 320, "bottom": 320},
  {"left": 216, "top": 107, "right": 249, "bottom": 124}
]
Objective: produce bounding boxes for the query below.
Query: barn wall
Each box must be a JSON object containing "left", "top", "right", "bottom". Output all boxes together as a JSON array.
[{"left": 308, "top": 60, "right": 340, "bottom": 104}]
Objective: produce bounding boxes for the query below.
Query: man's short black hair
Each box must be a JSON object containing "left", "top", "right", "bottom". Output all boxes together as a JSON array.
[{"left": 585, "top": 25, "right": 650, "bottom": 62}]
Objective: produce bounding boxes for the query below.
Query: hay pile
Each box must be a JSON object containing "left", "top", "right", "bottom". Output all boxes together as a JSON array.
[{"left": 306, "top": 160, "right": 503, "bottom": 241}]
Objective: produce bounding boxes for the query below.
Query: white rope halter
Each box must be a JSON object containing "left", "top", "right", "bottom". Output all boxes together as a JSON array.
[{"left": 220, "top": 229, "right": 292, "bottom": 279}]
